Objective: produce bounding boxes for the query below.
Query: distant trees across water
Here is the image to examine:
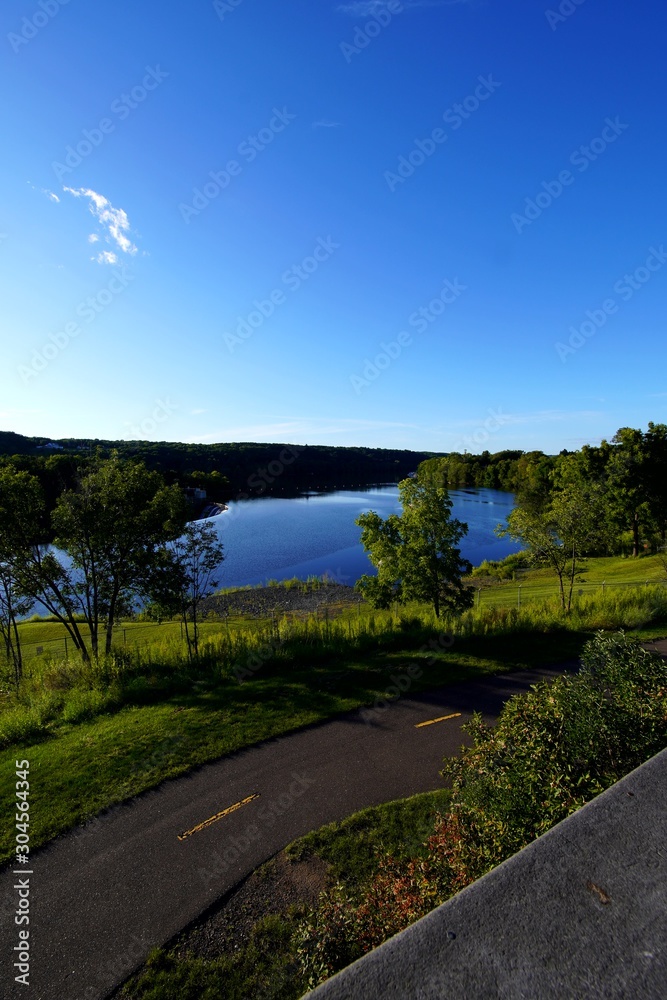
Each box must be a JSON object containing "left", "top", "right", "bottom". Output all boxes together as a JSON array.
[
  {"left": 419, "top": 423, "right": 667, "bottom": 559},
  {"left": 0, "top": 432, "right": 438, "bottom": 506}
]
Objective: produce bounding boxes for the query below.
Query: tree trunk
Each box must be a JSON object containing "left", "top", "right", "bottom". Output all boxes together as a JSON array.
[
  {"left": 192, "top": 601, "right": 199, "bottom": 658},
  {"left": 632, "top": 512, "right": 640, "bottom": 558},
  {"left": 557, "top": 569, "right": 565, "bottom": 611},
  {"left": 566, "top": 540, "right": 577, "bottom": 613},
  {"left": 10, "top": 610, "right": 23, "bottom": 688},
  {"left": 104, "top": 585, "right": 121, "bottom": 657}
]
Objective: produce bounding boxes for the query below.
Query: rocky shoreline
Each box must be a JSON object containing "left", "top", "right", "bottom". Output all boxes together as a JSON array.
[{"left": 200, "top": 582, "right": 364, "bottom": 619}]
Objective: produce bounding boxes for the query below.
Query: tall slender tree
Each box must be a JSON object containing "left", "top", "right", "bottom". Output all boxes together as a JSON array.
[{"left": 169, "top": 521, "right": 224, "bottom": 661}]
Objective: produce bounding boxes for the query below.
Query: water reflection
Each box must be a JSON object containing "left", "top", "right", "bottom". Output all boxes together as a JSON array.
[{"left": 210, "top": 486, "right": 520, "bottom": 589}]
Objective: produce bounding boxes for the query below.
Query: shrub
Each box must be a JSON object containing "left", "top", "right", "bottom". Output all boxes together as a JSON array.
[{"left": 0, "top": 706, "right": 51, "bottom": 749}]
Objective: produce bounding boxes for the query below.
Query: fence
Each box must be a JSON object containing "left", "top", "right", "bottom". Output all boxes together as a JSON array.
[
  {"left": 4, "top": 601, "right": 361, "bottom": 668},
  {"left": 475, "top": 578, "right": 667, "bottom": 609}
]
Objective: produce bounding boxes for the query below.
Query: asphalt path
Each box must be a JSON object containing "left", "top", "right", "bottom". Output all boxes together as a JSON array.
[{"left": 0, "top": 650, "right": 633, "bottom": 1000}]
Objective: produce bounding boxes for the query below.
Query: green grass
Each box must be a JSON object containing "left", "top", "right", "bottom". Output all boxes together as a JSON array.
[
  {"left": 0, "top": 629, "right": 587, "bottom": 865},
  {"left": 473, "top": 553, "right": 666, "bottom": 609},
  {"left": 286, "top": 788, "right": 451, "bottom": 884},
  {"left": 116, "top": 789, "right": 451, "bottom": 1000},
  {"left": 116, "top": 915, "right": 301, "bottom": 1000},
  {"left": 14, "top": 615, "right": 272, "bottom": 665}
]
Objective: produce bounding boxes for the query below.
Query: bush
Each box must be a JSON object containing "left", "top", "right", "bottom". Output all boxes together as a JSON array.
[
  {"left": 470, "top": 551, "right": 530, "bottom": 581},
  {"left": 0, "top": 706, "right": 51, "bottom": 749},
  {"left": 61, "top": 687, "right": 120, "bottom": 725}
]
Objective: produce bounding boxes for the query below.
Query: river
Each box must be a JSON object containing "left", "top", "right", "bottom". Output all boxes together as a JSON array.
[{"left": 210, "top": 486, "right": 520, "bottom": 589}]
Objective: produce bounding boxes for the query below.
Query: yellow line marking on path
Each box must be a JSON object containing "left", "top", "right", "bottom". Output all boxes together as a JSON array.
[
  {"left": 177, "top": 794, "right": 259, "bottom": 841},
  {"left": 415, "top": 712, "right": 462, "bottom": 729}
]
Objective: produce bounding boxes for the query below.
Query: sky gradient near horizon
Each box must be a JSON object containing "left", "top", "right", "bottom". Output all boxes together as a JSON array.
[{"left": 1, "top": 0, "right": 666, "bottom": 454}]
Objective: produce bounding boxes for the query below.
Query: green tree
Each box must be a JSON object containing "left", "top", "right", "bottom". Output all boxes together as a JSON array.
[
  {"left": 50, "top": 456, "right": 187, "bottom": 657},
  {"left": 498, "top": 482, "right": 610, "bottom": 611},
  {"left": 606, "top": 427, "right": 652, "bottom": 557},
  {"left": 169, "top": 521, "right": 224, "bottom": 661},
  {"left": 355, "top": 479, "right": 473, "bottom": 618},
  {"left": 0, "top": 469, "right": 49, "bottom": 679},
  {"left": 0, "top": 562, "right": 32, "bottom": 689},
  {"left": 644, "top": 422, "right": 667, "bottom": 545}
]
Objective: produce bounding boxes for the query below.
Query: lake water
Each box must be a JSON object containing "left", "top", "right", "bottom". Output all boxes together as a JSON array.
[{"left": 210, "top": 486, "right": 521, "bottom": 589}]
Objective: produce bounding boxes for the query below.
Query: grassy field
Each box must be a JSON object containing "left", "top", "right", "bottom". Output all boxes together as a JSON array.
[
  {"left": 14, "top": 615, "right": 274, "bottom": 665},
  {"left": 13, "top": 555, "right": 666, "bottom": 661},
  {"left": 473, "top": 553, "right": 666, "bottom": 608}
]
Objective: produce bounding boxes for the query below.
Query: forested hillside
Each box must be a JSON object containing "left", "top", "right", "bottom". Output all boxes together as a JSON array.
[{"left": 0, "top": 432, "right": 439, "bottom": 505}]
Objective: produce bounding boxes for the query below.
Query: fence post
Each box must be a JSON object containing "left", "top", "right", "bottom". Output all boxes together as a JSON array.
[{"left": 602, "top": 580, "right": 605, "bottom": 595}]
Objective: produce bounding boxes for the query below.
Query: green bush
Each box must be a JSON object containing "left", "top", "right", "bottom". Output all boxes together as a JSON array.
[
  {"left": 470, "top": 551, "right": 530, "bottom": 580},
  {"left": 0, "top": 706, "right": 51, "bottom": 749},
  {"left": 61, "top": 687, "right": 120, "bottom": 725}
]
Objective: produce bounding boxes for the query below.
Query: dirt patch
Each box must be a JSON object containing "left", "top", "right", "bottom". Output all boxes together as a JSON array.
[{"left": 172, "top": 851, "right": 330, "bottom": 963}]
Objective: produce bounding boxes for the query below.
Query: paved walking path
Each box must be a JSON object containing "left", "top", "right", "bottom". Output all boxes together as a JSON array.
[{"left": 7, "top": 645, "right": 666, "bottom": 1000}]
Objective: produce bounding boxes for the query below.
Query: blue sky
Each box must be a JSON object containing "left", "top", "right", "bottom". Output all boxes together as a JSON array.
[{"left": 1, "top": 0, "right": 665, "bottom": 453}]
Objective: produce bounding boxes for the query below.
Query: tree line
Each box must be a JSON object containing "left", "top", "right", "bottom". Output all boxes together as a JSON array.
[
  {"left": 0, "top": 432, "right": 439, "bottom": 504},
  {"left": 0, "top": 457, "right": 223, "bottom": 687},
  {"left": 419, "top": 423, "right": 667, "bottom": 561}
]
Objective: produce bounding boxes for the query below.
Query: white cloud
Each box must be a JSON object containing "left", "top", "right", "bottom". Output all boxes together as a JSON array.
[
  {"left": 88, "top": 233, "right": 99, "bottom": 244},
  {"left": 64, "top": 187, "right": 139, "bottom": 263},
  {"left": 28, "top": 183, "right": 60, "bottom": 203}
]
